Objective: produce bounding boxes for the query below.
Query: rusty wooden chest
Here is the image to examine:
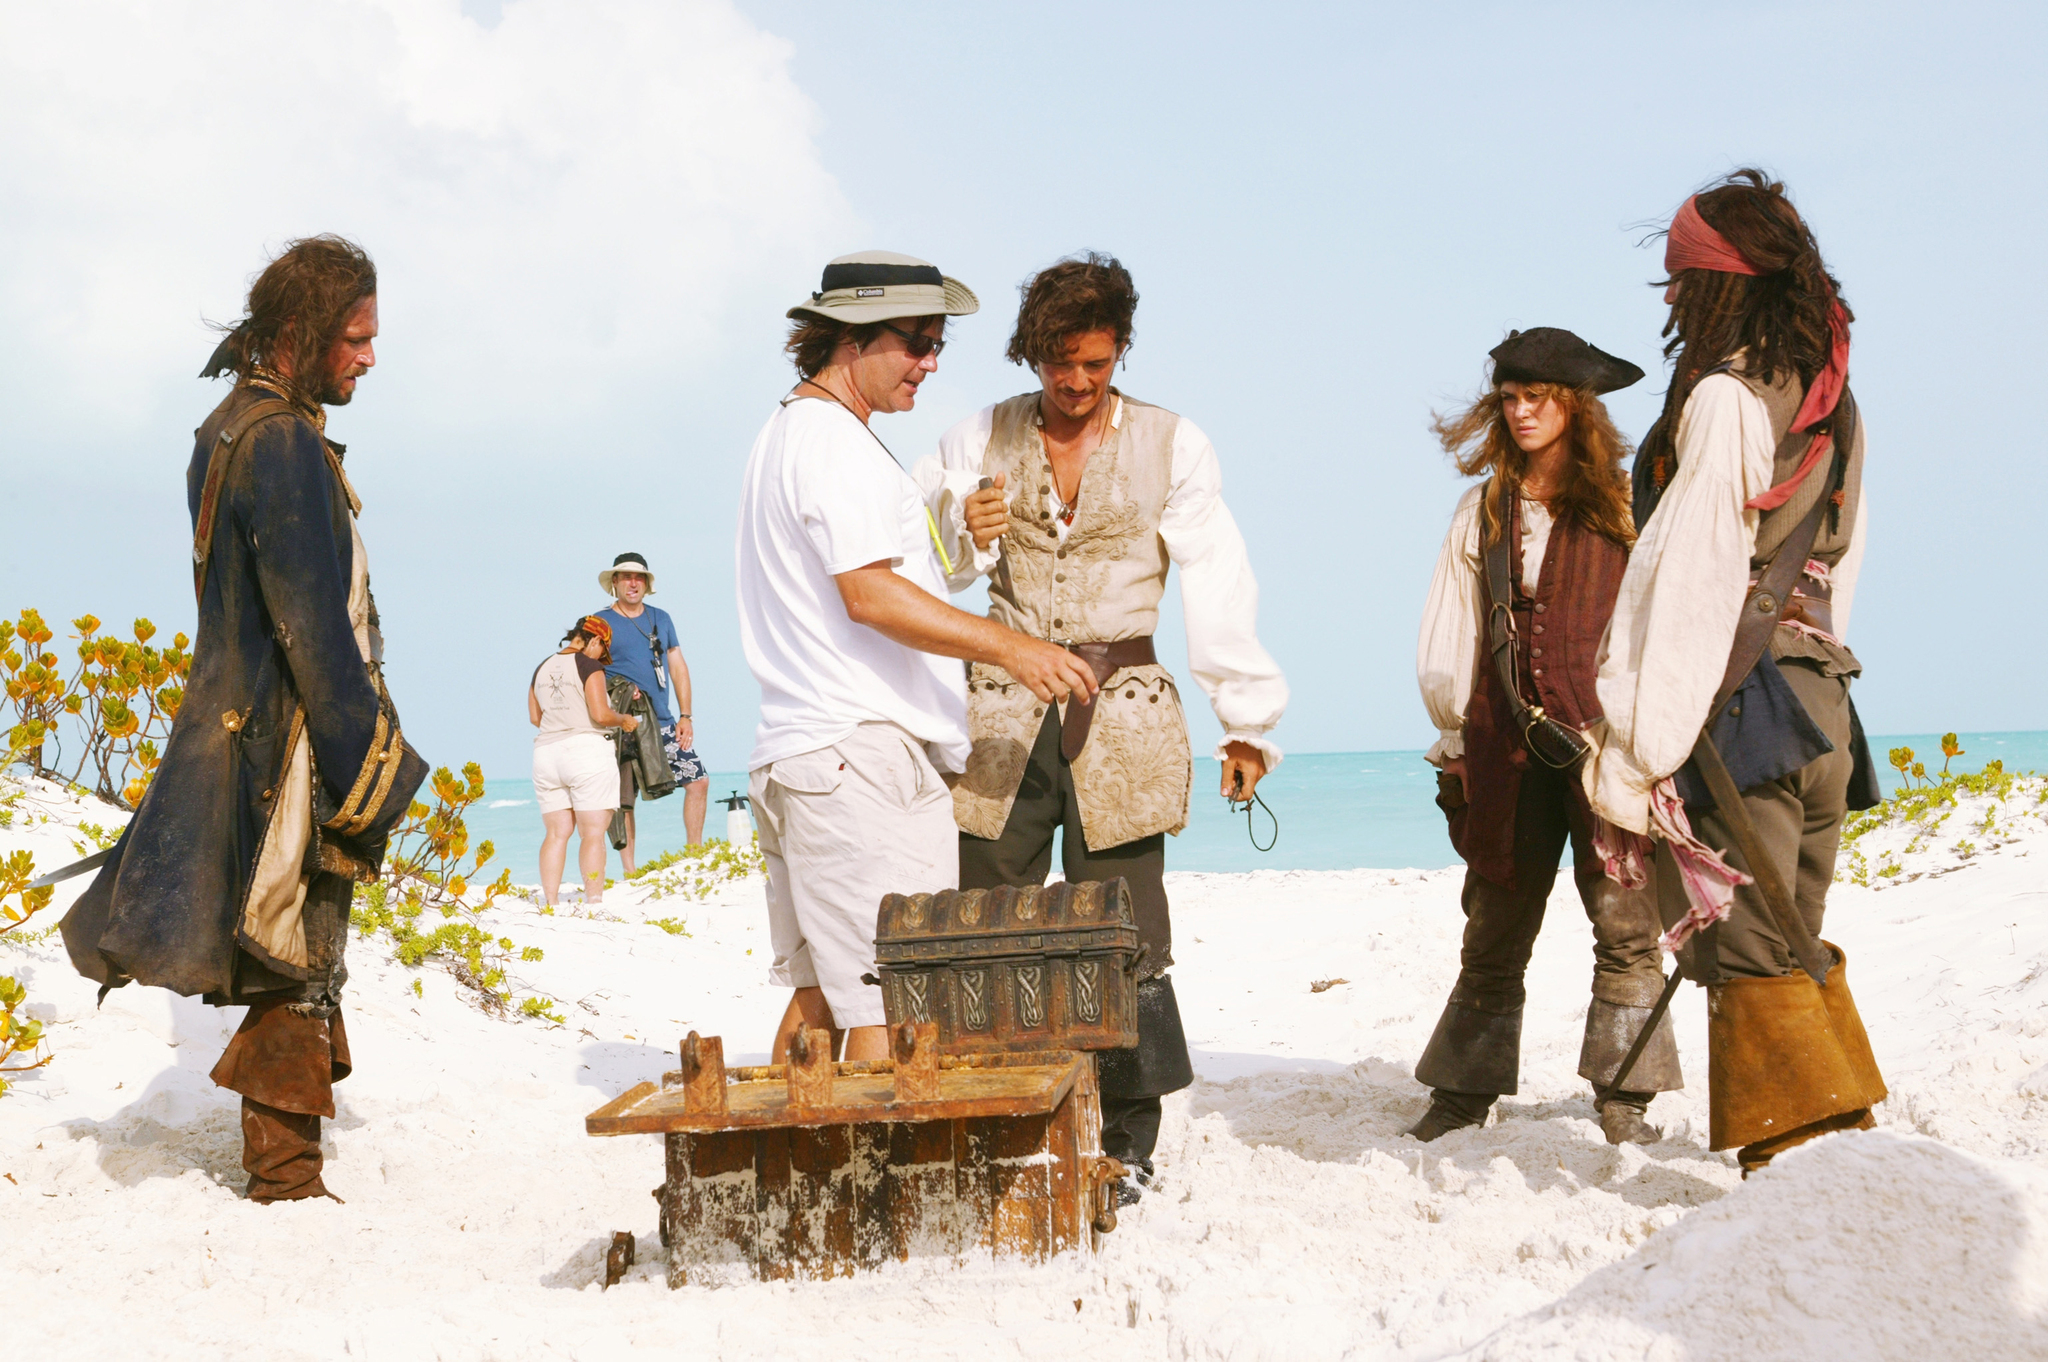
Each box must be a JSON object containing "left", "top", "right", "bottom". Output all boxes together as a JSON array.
[
  {"left": 873, "top": 881, "right": 1141, "bottom": 1054},
  {"left": 585, "top": 1026, "right": 1123, "bottom": 1286}
]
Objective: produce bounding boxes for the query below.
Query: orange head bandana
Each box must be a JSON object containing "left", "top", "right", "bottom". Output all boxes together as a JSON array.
[{"left": 572, "top": 615, "right": 613, "bottom": 664}]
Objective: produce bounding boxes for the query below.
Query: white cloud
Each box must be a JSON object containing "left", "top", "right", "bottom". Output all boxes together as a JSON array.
[{"left": 0, "top": 0, "right": 849, "bottom": 434}]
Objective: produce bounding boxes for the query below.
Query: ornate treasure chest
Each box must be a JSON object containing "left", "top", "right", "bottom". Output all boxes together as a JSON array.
[
  {"left": 584, "top": 881, "right": 1142, "bottom": 1284},
  {"left": 873, "top": 881, "right": 1141, "bottom": 1054},
  {"left": 586, "top": 1026, "right": 1124, "bottom": 1284}
]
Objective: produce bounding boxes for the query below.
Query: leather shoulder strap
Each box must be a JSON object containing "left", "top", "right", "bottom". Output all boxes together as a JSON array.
[
  {"left": 1481, "top": 479, "right": 1530, "bottom": 721},
  {"left": 192, "top": 398, "right": 295, "bottom": 605},
  {"left": 1706, "top": 388, "right": 1857, "bottom": 720}
]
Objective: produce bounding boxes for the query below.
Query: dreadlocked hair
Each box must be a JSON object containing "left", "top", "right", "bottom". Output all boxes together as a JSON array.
[
  {"left": 1639, "top": 168, "right": 1852, "bottom": 488},
  {"left": 1432, "top": 380, "right": 1637, "bottom": 550}
]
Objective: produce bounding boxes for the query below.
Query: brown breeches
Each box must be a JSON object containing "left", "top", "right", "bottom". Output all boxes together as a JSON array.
[
  {"left": 1655, "top": 660, "right": 1887, "bottom": 1161},
  {"left": 1658, "top": 658, "right": 1853, "bottom": 983},
  {"left": 959, "top": 704, "right": 1174, "bottom": 975},
  {"left": 1451, "top": 761, "right": 1666, "bottom": 1016}
]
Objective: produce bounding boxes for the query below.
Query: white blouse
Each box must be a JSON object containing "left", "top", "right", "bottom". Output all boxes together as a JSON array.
[
  {"left": 1582, "top": 374, "right": 1868, "bottom": 833},
  {"left": 914, "top": 396, "right": 1289, "bottom": 766},
  {"left": 1415, "top": 485, "right": 1559, "bottom": 765}
]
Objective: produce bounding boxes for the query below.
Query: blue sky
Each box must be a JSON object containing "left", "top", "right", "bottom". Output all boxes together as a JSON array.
[{"left": 3, "top": 1, "right": 2042, "bottom": 779}]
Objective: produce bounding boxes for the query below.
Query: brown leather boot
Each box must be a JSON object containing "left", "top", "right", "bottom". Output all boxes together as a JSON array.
[
  {"left": 240, "top": 1098, "right": 340, "bottom": 1202},
  {"left": 1817, "top": 941, "right": 1888, "bottom": 1108},
  {"left": 1579, "top": 997, "right": 1684, "bottom": 1094},
  {"left": 1708, "top": 951, "right": 1883, "bottom": 1174},
  {"left": 1734, "top": 1107, "right": 1876, "bottom": 1177},
  {"left": 1405, "top": 1089, "right": 1495, "bottom": 1141},
  {"left": 211, "top": 1000, "right": 351, "bottom": 1202},
  {"left": 1596, "top": 1091, "right": 1664, "bottom": 1145}
]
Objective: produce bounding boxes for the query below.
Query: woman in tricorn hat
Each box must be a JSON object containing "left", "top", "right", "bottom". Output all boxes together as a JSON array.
[{"left": 1410, "top": 327, "right": 1681, "bottom": 1144}]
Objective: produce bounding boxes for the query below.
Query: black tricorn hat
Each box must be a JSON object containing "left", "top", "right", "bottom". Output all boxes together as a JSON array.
[{"left": 1488, "top": 327, "right": 1644, "bottom": 395}]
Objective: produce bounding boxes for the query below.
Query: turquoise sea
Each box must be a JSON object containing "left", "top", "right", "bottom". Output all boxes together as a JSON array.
[{"left": 457, "top": 730, "right": 2048, "bottom": 888}]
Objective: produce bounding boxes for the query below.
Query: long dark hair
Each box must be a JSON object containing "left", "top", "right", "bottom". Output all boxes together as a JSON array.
[
  {"left": 1640, "top": 169, "right": 1851, "bottom": 483},
  {"left": 204, "top": 235, "right": 377, "bottom": 394},
  {"left": 1432, "top": 381, "right": 1637, "bottom": 549}
]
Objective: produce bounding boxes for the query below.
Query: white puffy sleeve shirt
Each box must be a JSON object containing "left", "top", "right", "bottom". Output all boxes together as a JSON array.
[
  {"left": 1416, "top": 486, "right": 1486, "bottom": 766},
  {"left": 915, "top": 398, "right": 1290, "bottom": 765},
  {"left": 1415, "top": 486, "right": 1563, "bottom": 767},
  {"left": 1584, "top": 373, "right": 1869, "bottom": 832}
]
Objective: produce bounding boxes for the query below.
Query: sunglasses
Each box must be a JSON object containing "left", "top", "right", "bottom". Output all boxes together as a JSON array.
[{"left": 879, "top": 321, "right": 946, "bottom": 359}]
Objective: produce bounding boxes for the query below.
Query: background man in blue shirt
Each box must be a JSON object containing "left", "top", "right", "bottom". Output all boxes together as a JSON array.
[{"left": 595, "top": 552, "right": 709, "bottom": 864}]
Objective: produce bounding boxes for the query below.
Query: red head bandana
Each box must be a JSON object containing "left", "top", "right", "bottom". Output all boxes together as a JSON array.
[
  {"left": 1665, "top": 195, "right": 1852, "bottom": 509},
  {"left": 1665, "top": 196, "right": 1759, "bottom": 277}
]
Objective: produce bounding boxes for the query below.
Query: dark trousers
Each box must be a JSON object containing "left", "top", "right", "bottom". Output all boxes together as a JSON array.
[
  {"left": 1452, "top": 763, "right": 1666, "bottom": 1015},
  {"left": 1415, "top": 759, "right": 1677, "bottom": 1099},
  {"left": 959, "top": 707, "right": 1192, "bottom": 1167}
]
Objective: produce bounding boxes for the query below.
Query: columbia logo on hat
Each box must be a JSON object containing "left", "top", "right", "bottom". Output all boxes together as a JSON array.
[{"left": 855, "top": 288, "right": 884, "bottom": 297}]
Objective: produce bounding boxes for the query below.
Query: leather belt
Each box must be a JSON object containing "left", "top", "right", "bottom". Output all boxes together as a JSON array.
[
  {"left": 1059, "top": 636, "right": 1156, "bottom": 761},
  {"left": 1749, "top": 568, "right": 1835, "bottom": 640}
]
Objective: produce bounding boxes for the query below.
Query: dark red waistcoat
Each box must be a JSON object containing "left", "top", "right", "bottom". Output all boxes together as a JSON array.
[{"left": 1451, "top": 499, "right": 1629, "bottom": 889}]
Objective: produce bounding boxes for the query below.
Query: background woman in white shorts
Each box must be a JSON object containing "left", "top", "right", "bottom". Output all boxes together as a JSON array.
[{"left": 528, "top": 616, "right": 640, "bottom": 905}]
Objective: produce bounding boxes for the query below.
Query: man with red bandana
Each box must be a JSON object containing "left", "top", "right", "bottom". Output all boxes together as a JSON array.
[{"left": 1584, "top": 171, "right": 1887, "bottom": 1175}]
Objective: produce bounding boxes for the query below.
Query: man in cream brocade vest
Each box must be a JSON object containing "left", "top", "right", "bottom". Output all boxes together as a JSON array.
[
  {"left": 954, "top": 393, "right": 1195, "bottom": 850},
  {"left": 922, "top": 254, "right": 1287, "bottom": 1199}
]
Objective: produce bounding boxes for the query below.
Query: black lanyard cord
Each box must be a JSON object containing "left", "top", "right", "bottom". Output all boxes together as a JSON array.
[
  {"left": 615, "top": 608, "right": 666, "bottom": 690},
  {"left": 1228, "top": 773, "right": 1278, "bottom": 853}
]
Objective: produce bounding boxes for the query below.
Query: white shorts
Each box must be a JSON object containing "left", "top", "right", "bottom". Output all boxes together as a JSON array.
[
  {"left": 750, "top": 721, "right": 957, "bottom": 1029},
  {"left": 533, "top": 734, "right": 619, "bottom": 814}
]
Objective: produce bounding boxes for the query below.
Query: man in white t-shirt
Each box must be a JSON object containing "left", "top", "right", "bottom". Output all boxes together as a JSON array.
[{"left": 737, "top": 250, "right": 1100, "bottom": 1063}]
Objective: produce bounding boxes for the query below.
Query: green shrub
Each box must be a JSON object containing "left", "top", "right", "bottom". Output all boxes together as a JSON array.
[
  {"left": 351, "top": 762, "right": 561, "bottom": 1023},
  {"left": 0, "top": 973, "right": 48, "bottom": 1096},
  {"left": 3, "top": 610, "right": 190, "bottom": 808},
  {"left": 635, "top": 835, "right": 764, "bottom": 902},
  {"left": 1840, "top": 738, "right": 2042, "bottom": 886}
]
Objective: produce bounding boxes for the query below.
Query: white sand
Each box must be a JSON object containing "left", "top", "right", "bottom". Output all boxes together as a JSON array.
[{"left": 5, "top": 772, "right": 2047, "bottom": 1360}]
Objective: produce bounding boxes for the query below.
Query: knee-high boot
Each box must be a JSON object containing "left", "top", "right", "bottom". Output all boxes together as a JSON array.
[
  {"left": 1407, "top": 1003, "right": 1522, "bottom": 1140},
  {"left": 1579, "top": 996, "right": 1684, "bottom": 1144},
  {"left": 1097, "top": 975, "right": 1193, "bottom": 1169},
  {"left": 1709, "top": 942, "right": 1885, "bottom": 1174},
  {"left": 210, "top": 999, "right": 352, "bottom": 1201}
]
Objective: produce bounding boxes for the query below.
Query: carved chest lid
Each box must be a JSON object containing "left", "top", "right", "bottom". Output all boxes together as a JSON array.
[{"left": 876, "top": 880, "right": 1137, "bottom": 965}]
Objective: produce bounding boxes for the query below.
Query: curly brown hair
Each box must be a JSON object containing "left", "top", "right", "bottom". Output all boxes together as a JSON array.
[
  {"left": 1432, "top": 380, "right": 1637, "bottom": 549},
  {"left": 1639, "top": 169, "right": 1852, "bottom": 485},
  {"left": 1005, "top": 253, "right": 1137, "bottom": 366},
  {"left": 205, "top": 235, "right": 377, "bottom": 395}
]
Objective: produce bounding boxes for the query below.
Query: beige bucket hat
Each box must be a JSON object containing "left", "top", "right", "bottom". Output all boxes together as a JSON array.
[
  {"left": 787, "top": 250, "right": 979, "bottom": 325},
  {"left": 598, "top": 552, "right": 654, "bottom": 595}
]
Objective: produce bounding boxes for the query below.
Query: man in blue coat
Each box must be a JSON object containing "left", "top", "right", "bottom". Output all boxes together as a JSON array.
[{"left": 63, "top": 236, "right": 426, "bottom": 1202}]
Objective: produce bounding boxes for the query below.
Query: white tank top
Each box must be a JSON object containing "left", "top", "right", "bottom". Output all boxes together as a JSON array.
[{"left": 532, "top": 651, "right": 606, "bottom": 747}]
